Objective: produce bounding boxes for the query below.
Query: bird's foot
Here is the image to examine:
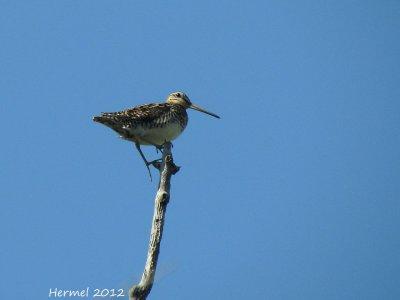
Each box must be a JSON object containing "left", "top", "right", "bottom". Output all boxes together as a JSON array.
[
  {"left": 155, "top": 145, "right": 164, "bottom": 154},
  {"left": 147, "top": 158, "right": 163, "bottom": 170}
]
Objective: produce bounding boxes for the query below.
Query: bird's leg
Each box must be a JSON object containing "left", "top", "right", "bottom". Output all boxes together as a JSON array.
[
  {"left": 155, "top": 145, "right": 163, "bottom": 154},
  {"left": 164, "top": 140, "right": 173, "bottom": 148},
  {"left": 156, "top": 144, "right": 164, "bottom": 154},
  {"left": 134, "top": 142, "right": 153, "bottom": 181},
  {"left": 138, "top": 137, "right": 164, "bottom": 155}
]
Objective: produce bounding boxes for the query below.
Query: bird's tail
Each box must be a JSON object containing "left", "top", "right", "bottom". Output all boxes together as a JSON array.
[
  {"left": 92, "top": 113, "right": 120, "bottom": 125},
  {"left": 93, "top": 113, "right": 128, "bottom": 138},
  {"left": 93, "top": 113, "right": 118, "bottom": 130},
  {"left": 92, "top": 115, "right": 107, "bottom": 123}
]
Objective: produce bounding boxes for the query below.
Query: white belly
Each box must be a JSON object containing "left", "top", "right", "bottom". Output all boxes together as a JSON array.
[{"left": 126, "top": 123, "right": 184, "bottom": 146}]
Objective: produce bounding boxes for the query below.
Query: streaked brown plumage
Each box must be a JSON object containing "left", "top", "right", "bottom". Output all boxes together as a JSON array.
[
  {"left": 93, "top": 103, "right": 188, "bottom": 146},
  {"left": 93, "top": 92, "right": 220, "bottom": 179}
]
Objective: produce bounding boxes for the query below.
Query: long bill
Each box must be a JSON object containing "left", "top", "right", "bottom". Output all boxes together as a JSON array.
[{"left": 189, "top": 103, "right": 220, "bottom": 119}]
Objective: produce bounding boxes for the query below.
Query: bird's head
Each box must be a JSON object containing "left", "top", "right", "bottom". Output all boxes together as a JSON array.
[{"left": 166, "top": 92, "right": 220, "bottom": 119}]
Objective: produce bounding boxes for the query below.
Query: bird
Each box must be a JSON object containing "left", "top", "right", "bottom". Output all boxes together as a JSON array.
[{"left": 93, "top": 91, "right": 220, "bottom": 179}]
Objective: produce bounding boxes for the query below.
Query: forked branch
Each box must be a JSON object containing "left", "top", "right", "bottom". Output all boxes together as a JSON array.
[{"left": 129, "top": 142, "right": 179, "bottom": 300}]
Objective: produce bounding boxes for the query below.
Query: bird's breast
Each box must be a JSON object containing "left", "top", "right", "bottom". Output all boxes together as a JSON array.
[{"left": 127, "top": 122, "right": 185, "bottom": 146}]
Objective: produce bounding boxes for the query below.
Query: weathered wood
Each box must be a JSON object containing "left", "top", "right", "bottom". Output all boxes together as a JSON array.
[{"left": 129, "top": 142, "right": 179, "bottom": 300}]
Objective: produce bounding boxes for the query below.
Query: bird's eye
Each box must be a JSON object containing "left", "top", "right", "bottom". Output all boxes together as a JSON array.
[{"left": 176, "top": 93, "right": 181, "bottom": 97}]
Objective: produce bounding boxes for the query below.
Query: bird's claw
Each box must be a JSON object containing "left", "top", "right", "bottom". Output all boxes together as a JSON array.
[
  {"left": 156, "top": 145, "right": 164, "bottom": 154},
  {"left": 147, "top": 158, "right": 163, "bottom": 171},
  {"left": 147, "top": 158, "right": 162, "bottom": 166}
]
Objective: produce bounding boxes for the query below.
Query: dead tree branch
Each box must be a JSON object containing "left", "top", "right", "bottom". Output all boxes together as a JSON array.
[{"left": 129, "top": 142, "right": 179, "bottom": 300}]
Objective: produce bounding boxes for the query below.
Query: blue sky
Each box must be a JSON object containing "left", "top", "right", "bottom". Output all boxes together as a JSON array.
[{"left": 1, "top": 1, "right": 399, "bottom": 299}]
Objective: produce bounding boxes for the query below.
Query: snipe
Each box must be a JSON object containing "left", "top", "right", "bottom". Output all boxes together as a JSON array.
[{"left": 93, "top": 92, "right": 220, "bottom": 179}]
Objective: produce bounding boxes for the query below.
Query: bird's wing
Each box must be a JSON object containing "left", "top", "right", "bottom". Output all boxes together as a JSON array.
[{"left": 97, "top": 103, "right": 172, "bottom": 128}]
